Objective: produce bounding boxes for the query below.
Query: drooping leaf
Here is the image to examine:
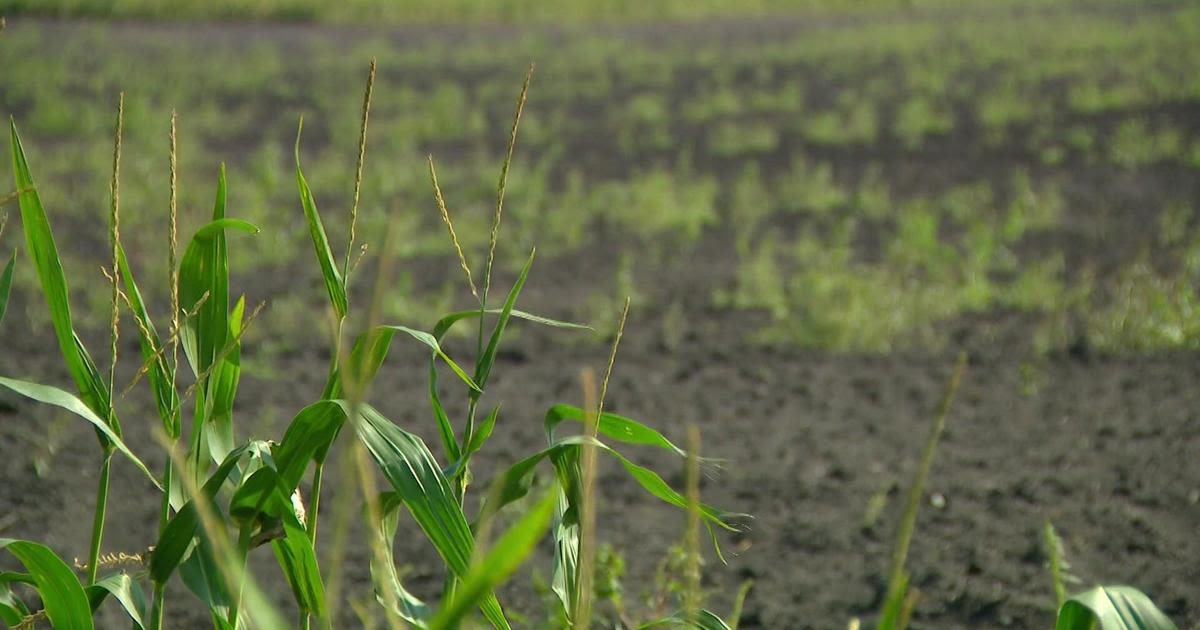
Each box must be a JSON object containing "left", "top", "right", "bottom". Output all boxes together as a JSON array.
[
  {"left": 1056, "top": 586, "right": 1178, "bottom": 630},
  {"left": 432, "top": 308, "right": 590, "bottom": 341},
  {"left": 545, "top": 404, "right": 689, "bottom": 457},
  {"left": 371, "top": 493, "right": 432, "bottom": 628},
  {"left": 86, "top": 572, "right": 147, "bottom": 629},
  {"left": 428, "top": 491, "right": 558, "bottom": 630},
  {"left": 0, "top": 376, "right": 159, "bottom": 489},
  {"left": 354, "top": 403, "right": 510, "bottom": 629},
  {"left": 295, "top": 119, "right": 347, "bottom": 320},
  {"left": 340, "top": 325, "right": 480, "bottom": 399},
  {"left": 0, "top": 538, "right": 93, "bottom": 630}
]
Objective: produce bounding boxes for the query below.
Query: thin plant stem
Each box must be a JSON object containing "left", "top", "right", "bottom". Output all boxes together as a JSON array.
[
  {"left": 151, "top": 108, "right": 180, "bottom": 630},
  {"left": 227, "top": 524, "right": 254, "bottom": 628},
  {"left": 85, "top": 453, "right": 113, "bottom": 585},
  {"left": 90, "top": 93, "right": 123, "bottom": 587},
  {"left": 574, "top": 368, "right": 600, "bottom": 630},
  {"left": 683, "top": 425, "right": 702, "bottom": 622},
  {"left": 880, "top": 352, "right": 967, "bottom": 628}
]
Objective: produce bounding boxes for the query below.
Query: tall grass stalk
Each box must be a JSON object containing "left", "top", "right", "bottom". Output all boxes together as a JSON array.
[
  {"left": 683, "top": 425, "right": 703, "bottom": 623},
  {"left": 461, "top": 63, "right": 534, "bottom": 506},
  {"left": 309, "top": 58, "right": 376, "bottom": 576},
  {"left": 878, "top": 352, "right": 967, "bottom": 630},
  {"left": 86, "top": 93, "right": 124, "bottom": 587},
  {"left": 575, "top": 297, "right": 628, "bottom": 628},
  {"left": 150, "top": 108, "right": 180, "bottom": 630}
]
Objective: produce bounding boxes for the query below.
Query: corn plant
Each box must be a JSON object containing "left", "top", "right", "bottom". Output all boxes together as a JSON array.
[
  {"left": 0, "top": 64, "right": 744, "bottom": 629},
  {"left": 1044, "top": 523, "right": 1176, "bottom": 630}
]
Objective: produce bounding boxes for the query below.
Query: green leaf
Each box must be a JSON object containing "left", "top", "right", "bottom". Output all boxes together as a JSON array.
[
  {"left": 428, "top": 491, "right": 558, "bottom": 630},
  {"left": 428, "top": 356, "right": 461, "bottom": 464},
  {"left": 371, "top": 493, "right": 432, "bottom": 628},
  {"left": 0, "top": 376, "right": 160, "bottom": 489},
  {"left": 354, "top": 403, "right": 510, "bottom": 629},
  {"left": 545, "top": 404, "right": 689, "bottom": 457},
  {"left": 86, "top": 572, "right": 147, "bottom": 629},
  {"left": 272, "top": 399, "right": 348, "bottom": 487},
  {"left": 10, "top": 120, "right": 112, "bottom": 433},
  {"left": 0, "top": 538, "right": 94, "bottom": 630},
  {"left": 150, "top": 442, "right": 265, "bottom": 583},
  {"left": 0, "top": 250, "right": 13, "bottom": 328},
  {"left": 271, "top": 508, "right": 326, "bottom": 619},
  {"left": 432, "top": 307, "right": 591, "bottom": 341},
  {"left": 638, "top": 610, "right": 735, "bottom": 629},
  {"left": 473, "top": 248, "right": 535, "bottom": 396},
  {"left": 485, "top": 435, "right": 742, "bottom": 533},
  {"left": 341, "top": 325, "right": 480, "bottom": 399},
  {"left": 204, "top": 294, "right": 245, "bottom": 463},
  {"left": 295, "top": 119, "right": 347, "bottom": 319},
  {"left": 1056, "top": 586, "right": 1178, "bottom": 630},
  {"left": 177, "top": 173, "right": 254, "bottom": 379},
  {"left": 0, "top": 582, "right": 31, "bottom": 623},
  {"left": 116, "top": 243, "right": 179, "bottom": 437},
  {"left": 465, "top": 405, "right": 500, "bottom": 457}
]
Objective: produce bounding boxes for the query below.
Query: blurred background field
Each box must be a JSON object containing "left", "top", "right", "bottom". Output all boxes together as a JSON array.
[
  {"left": 1, "top": 1, "right": 1199, "bottom": 357},
  {"left": 1, "top": 1, "right": 1199, "bottom": 627}
]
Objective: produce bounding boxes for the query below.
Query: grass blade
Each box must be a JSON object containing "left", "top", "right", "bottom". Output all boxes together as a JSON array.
[
  {"left": 1056, "top": 586, "right": 1178, "bottom": 630},
  {"left": 0, "top": 376, "right": 160, "bottom": 489},
  {"left": 638, "top": 610, "right": 735, "bottom": 629},
  {"left": 294, "top": 118, "right": 348, "bottom": 320},
  {"left": 878, "top": 352, "right": 967, "bottom": 630},
  {"left": 0, "top": 538, "right": 94, "bottom": 630},
  {"left": 428, "top": 491, "right": 557, "bottom": 630}
]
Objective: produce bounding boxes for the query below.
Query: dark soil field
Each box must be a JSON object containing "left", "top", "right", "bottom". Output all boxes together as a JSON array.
[{"left": 1, "top": 7, "right": 1198, "bottom": 629}]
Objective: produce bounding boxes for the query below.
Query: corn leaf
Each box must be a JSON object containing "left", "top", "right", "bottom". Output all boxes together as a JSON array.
[
  {"left": 429, "top": 356, "right": 461, "bottom": 464},
  {"left": 0, "top": 376, "right": 159, "bottom": 489},
  {"left": 0, "top": 250, "right": 13, "bottom": 328},
  {"left": 271, "top": 506, "right": 327, "bottom": 620},
  {"left": 0, "top": 582, "right": 30, "bottom": 623},
  {"left": 150, "top": 442, "right": 265, "bottom": 583},
  {"left": 86, "top": 572, "right": 147, "bottom": 629},
  {"left": 354, "top": 403, "right": 510, "bottom": 629},
  {"left": 177, "top": 173, "right": 256, "bottom": 379},
  {"left": 0, "top": 538, "right": 93, "bottom": 630},
  {"left": 432, "top": 308, "right": 591, "bottom": 341},
  {"left": 473, "top": 248, "right": 535, "bottom": 396},
  {"left": 9, "top": 120, "right": 111, "bottom": 429},
  {"left": 428, "top": 491, "right": 557, "bottom": 630},
  {"left": 1056, "top": 586, "right": 1178, "bottom": 630},
  {"left": 116, "top": 243, "right": 179, "bottom": 437},
  {"left": 638, "top": 610, "right": 735, "bottom": 629},
  {"left": 372, "top": 493, "right": 432, "bottom": 628},
  {"left": 545, "top": 404, "right": 688, "bottom": 457},
  {"left": 484, "top": 435, "right": 742, "bottom": 532},
  {"left": 294, "top": 120, "right": 347, "bottom": 320},
  {"left": 340, "top": 325, "right": 480, "bottom": 398}
]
